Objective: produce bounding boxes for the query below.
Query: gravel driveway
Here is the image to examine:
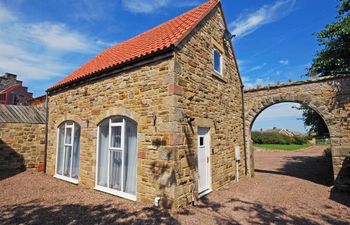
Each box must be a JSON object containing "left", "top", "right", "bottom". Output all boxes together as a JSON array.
[{"left": 1, "top": 145, "right": 349, "bottom": 225}]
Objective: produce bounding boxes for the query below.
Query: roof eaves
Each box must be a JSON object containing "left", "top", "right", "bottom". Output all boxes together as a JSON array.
[{"left": 47, "top": 46, "right": 175, "bottom": 93}]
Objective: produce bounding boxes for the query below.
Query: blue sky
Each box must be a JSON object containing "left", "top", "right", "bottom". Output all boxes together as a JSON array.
[
  {"left": 0, "top": 0, "right": 337, "bottom": 132},
  {"left": 252, "top": 103, "right": 310, "bottom": 133}
]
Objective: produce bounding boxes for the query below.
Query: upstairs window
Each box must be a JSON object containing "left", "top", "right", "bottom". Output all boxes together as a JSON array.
[{"left": 213, "top": 48, "right": 222, "bottom": 75}]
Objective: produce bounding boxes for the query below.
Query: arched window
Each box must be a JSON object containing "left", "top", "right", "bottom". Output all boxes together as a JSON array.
[
  {"left": 55, "top": 121, "right": 81, "bottom": 184},
  {"left": 95, "top": 116, "right": 137, "bottom": 200}
]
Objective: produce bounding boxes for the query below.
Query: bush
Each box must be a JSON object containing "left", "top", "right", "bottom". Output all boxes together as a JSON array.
[
  {"left": 251, "top": 131, "right": 263, "bottom": 144},
  {"left": 265, "top": 132, "right": 283, "bottom": 144},
  {"left": 252, "top": 131, "right": 308, "bottom": 145},
  {"left": 293, "top": 135, "right": 308, "bottom": 145}
]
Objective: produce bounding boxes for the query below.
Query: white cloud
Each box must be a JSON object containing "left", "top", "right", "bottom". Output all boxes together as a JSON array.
[
  {"left": 236, "top": 59, "right": 247, "bottom": 71},
  {"left": 0, "top": 4, "right": 108, "bottom": 81},
  {"left": 121, "top": 0, "right": 171, "bottom": 13},
  {"left": 246, "top": 63, "right": 267, "bottom": 73},
  {"left": 96, "top": 39, "right": 117, "bottom": 48},
  {"left": 279, "top": 60, "right": 289, "bottom": 65},
  {"left": 72, "top": 0, "right": 118, "bottom": 21},
  {"left": 237, "top": 59, "right": 246, "bottom": 67},
  {"left": 243, "top": 76, "right": 271, "bottom": 89},
  {"left": 0, "top": 3, "right": 16, "bottom": 23},
  {"left": 176, "top": 1, "right": 201, "bottom": 7},
  {"left": 0, "top": 39, "right": 73, "bottom": 81},
  {"left": 257, "top": 103, "right": 303, "bottom": 119},
  {"left": 21, "top": 23, "right": 98, "bottom": 53},
  {"left": 230, "top": 0, "right": 296, "bottom": 38},
  {"left": 255, "top": 78, "right": 266, "bottom": 86},
  {"left": 120, "top": 0, "right": 200, "bottom": 13},
  {"left": 252, "top": 102, "right": 308, "bottom": 132},
  {"left": 0, "top": 54, "right": 70, "bottom": 81}
]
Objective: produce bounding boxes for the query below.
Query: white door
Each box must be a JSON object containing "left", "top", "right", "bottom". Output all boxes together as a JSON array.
[{"left": 198, "top": 127, "right": 211, "bottom": 195}]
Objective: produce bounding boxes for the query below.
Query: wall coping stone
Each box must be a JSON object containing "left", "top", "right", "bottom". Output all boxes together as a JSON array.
[{"left": 244, "top": 74, "right": 350, "bottom": 93}]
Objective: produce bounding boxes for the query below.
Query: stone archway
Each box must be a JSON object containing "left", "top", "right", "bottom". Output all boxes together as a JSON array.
[{"left": 244, "top": 75, "right": 350, "bottom": 191}]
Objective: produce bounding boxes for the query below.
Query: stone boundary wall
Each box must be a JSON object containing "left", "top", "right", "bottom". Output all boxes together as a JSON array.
[
  {"left": 0, "top": 105, "right": 46, "bottom": 171},
  {"left": 0, "top": 122, "right": 46, "bottom": 170},
  {"left": 244, "top": 74, "right": 348, "bottom": 93},
  {"left": 244, "top": 74, "right": 350, "bottom": 190}
]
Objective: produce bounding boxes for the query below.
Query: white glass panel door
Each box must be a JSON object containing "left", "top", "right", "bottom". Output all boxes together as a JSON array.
[
  {"left": 56, "top": 126, "right": 65, "bottom": 175},
  {"left": 109, "top": 151, "right": 122, "bottom": 190},
  {"left": 63, "top": 124, "right": 74, "bottom": 177},
  {"left": 72, "top": 127, "right": 80, "bottom": 179},
  {"left": 124, "top": 123, "right": 137, "bottom": 195},
  {"left": 63, "top": 146, "right": 72, "bottom": 176},
  {"left": 97, "top": 121, "right": 109, "bottom": 187},
  {"left": 96, "top": 117, "right": 137, "bottom": 200},
  {"left": 56, "top": 122, "right": 80, "bottom": 183}
]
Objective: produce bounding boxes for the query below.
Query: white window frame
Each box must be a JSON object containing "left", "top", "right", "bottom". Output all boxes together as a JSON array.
[
  {"left": 213, "top": 48, "right": 223, "bottom": 75},
  {"left": 54, "top": 122, "right": 79, "bottom": 184},
  {"left": 109, "top": 119, "right": 125, "bottom": 151},
  {"left": 95, "top": 117, "right": 137, "bottom": 201}
]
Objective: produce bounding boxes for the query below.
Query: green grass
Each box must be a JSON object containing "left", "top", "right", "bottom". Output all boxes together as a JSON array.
[{"left": 253, "top": 143, "right": 312, "bottom": 151}]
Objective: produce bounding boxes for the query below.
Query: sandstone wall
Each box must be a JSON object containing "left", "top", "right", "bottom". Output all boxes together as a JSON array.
[
  {"left": 173, "top": 6, "right": 245, "bottom": 207},
  {"left": 47, "top": 4, "right": 246, "bottom": 208},
  {"left": 0, "top": 122, "right": 45, "bottom": 170},
  {"left": 47, "top": 59, "right": 179, "bottom": 204},
  {"left": 244, "top": 75, "right": 350, "bottom": 190}
]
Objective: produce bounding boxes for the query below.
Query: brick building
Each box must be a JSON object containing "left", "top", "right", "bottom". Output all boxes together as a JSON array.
[
  {"left": 0, "top": 73, "right": 33, "bottom": 105},
  {"left": 46, "top": 0, "right": 245, "bottom": 208}
]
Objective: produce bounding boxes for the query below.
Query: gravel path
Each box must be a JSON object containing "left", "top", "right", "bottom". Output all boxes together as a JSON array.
[{"left": 1, "top": 145, "right": 349, "bottom": 224}]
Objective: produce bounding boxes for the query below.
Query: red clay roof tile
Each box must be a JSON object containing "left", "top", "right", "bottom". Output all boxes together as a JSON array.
[{"left": 49, "top": 0, "right": 219, "bottom": 90}]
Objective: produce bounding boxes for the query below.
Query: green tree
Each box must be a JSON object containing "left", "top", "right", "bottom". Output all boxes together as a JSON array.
[
  {"left": 302, "top": 1, "right": 348, "bottom": 137},
  {"left": 297, "top": 104, "right": 329, "bottom": 138},
  {"left": 308, "top": 0, "right": 350, "bottom": 76}
]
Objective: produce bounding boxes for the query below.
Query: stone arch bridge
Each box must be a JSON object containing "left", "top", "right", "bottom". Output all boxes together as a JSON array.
[{"left": 244, "top": 75, "right": 350, "bottom": 190}]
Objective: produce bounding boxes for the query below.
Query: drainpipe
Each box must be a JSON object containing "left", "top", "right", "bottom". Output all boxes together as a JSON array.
[
  {"left": 43, "top": 91, "right": 49, "bottom": 173},
  {"left": 241, "top": 84, "right": 249, "bottom": 177}
]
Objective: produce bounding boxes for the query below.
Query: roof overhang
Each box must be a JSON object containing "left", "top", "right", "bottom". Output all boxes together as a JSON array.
[{"left": 47, "top": 46, "right": 175, "bottom": 95}]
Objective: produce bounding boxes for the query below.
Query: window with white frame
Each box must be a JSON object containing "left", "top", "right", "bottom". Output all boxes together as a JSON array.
[
  {"left": 96, "top": 116, "right": 137, "bottom": 201},
  {"left": 56, "top": 121, "right": 80, "bottom": 183},
  {"left": 213, "top": 48, "right": 222, "bottom": 75}
]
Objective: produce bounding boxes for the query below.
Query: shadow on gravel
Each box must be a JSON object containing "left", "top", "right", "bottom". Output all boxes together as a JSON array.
[
  {"left": 255, "top": 153, "right": 350, "bottom": 207},
  {"left": 255, "top": 154, "right": 334, "bottom": 187},
  {"left": 329, "top": 188, "right": 350, "bottom": 207},
  {"left": 0, "top": 168, "right": 25, "bottom": 181},
  {"left": 179, "top": 197, "right": 349, "bottom": 225},
  {"left": 0, "top": 200, "right": 180, "bottom": 225},
  {"left": 225, "top": 198, "right": 348, "bottom": 225}
]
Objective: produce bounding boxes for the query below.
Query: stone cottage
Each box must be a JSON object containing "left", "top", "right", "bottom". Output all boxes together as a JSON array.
[{"left": 46, "top": 0, "right": 245, "bottom": 208}]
